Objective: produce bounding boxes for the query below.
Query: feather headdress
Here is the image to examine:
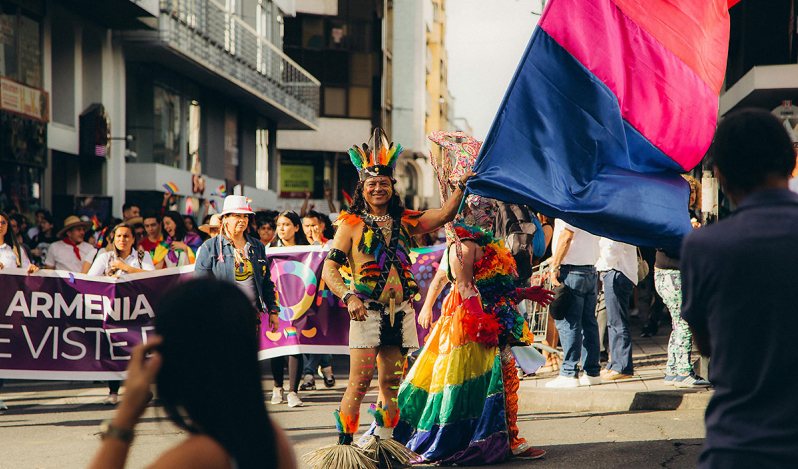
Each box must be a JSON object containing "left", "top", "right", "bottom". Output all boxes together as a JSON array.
[{"left": 348, "top": 128, "right": 402, "bottom": 181}]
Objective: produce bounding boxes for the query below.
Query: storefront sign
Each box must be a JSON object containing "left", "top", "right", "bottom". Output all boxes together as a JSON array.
[
  {"left": 0, "top": 77, "right": 48, "bottom": 122},
  {"left": 279, "top": 164, "right": 314, "bottom": 198}
]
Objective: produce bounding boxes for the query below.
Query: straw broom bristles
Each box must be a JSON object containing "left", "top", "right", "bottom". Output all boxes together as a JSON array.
[
  {"left": 303, "top": 443, "right": 378, "bottom": 469},
  {"left": 359, "top": 436, "right": 420, "bottom": 469}
]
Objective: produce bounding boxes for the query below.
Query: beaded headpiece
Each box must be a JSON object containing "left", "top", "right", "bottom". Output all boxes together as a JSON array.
[{"left": 349, "top": 128, "right": 402, "bottom": 181}]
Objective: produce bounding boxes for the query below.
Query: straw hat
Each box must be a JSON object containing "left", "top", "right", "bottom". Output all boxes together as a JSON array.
[
  {"left": 199, "top": 214, "right": 222, "bottom": 234},
  {"left": 57, "top": 216, "right": 93, "bottom": 238},
  {"left": 220, "top": 195, "right": 254, "bottom": 216}
]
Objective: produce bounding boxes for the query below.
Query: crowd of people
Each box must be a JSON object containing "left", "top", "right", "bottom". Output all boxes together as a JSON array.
[
  {"left": 5, "top": 109, "right": 796, "bottom": 468},
  {"left": 0, "top": 191, "right": 353, "bottom": 410}
]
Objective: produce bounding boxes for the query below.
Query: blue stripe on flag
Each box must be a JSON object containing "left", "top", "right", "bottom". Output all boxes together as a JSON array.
[{"left": 471, "top": 28, "right": 692, "bottom": 253}]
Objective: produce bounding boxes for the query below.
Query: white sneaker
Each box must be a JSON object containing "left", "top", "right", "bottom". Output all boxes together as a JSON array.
[
  {"left": 286, "top": 391, "right": 304, "bottom": 408},
  {"left": 0, "top": 399, "right": 7, "bottom": 410},
  {"left": 103, "top": 393, "right": 119, "bottom": 405},
  {"left": 579, "top": 374, "right": 603, "bottom": 386},
  {"left": 545, "top": 376, "right": 581, "bottom": 388},
  {"left": 270, "top": 388, "right": 284, "bottom": 405}
]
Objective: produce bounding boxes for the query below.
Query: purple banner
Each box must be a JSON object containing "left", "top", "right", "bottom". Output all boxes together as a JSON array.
[
  {"left": 257, "top": 244, "right": 447, "bottom": 359},
  {"left": 0, "top": 268, "right": 192, "bottom": 380},
  {"left": 0, "top": 245, "right": 447, "bottom": 379}
]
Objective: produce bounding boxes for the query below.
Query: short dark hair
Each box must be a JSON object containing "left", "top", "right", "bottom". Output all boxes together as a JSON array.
[
  {"left": 303, "top": 210, "right": 325, "bottom": 224},
  {"left": 122, "top": 203, "right": 139, "bottom": 212},
  {"left": 711, "top": 108, "right": 796, "bottom": 192},
  {"left": 255, "top": 213, "right": 276, "bottom": 229},
  {"left": 142, "top": 211, "right": 161, "bottom": 224}
]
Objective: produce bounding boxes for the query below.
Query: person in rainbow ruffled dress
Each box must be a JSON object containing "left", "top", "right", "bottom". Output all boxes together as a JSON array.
[{"left": 392, "top": 132, "right": 554, "bottom": 464}]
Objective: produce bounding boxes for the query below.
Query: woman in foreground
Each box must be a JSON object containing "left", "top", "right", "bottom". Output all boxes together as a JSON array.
[{"left": 87, "top": 279, "right": 295, "bottom": 469}]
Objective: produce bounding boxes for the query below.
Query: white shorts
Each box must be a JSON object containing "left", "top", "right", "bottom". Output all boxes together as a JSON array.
[{"left": 349, "top": 300, "right": 419, "bottom": 352}]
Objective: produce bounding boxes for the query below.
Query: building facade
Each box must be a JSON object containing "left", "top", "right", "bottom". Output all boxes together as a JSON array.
[
  {"left": 277, "top": 0, "right": 392, "bottom": 212},
  {"left": 1, "top": 0, "right": 320, "bottom": 222},
  {"left": 711, "top": 1, "right": 796, "bottom": 218}
]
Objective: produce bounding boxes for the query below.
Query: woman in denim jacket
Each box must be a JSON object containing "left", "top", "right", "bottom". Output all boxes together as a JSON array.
[{"left": 194, "top": 196, "right": 280, "bottom": 332}]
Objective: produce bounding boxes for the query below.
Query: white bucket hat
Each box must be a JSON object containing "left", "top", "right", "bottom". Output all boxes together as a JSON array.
[{"left": 220, "top": 195, "right": 253, "bottom": 216}]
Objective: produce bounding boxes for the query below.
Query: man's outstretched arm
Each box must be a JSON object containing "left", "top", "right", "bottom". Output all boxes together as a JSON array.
[{"left": 409, "top": 172, "right": 475, "bottom": 236}]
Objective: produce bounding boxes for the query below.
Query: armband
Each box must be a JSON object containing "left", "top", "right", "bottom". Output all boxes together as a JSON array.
[{"left": 326, "top": 248, "right": 347, "bottom": 265}]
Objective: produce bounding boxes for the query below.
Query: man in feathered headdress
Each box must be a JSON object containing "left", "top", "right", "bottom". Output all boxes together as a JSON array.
[{"left": 307, "top": 128, "right": 472, "bottom": 469}]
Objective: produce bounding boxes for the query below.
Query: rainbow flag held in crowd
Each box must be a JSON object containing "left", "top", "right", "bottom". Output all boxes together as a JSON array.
[
  {"left": 162, "top": 182, "right": 179, "bottom": 194},
  {"left": 470, "top": 0, "right": 740, "bottom": 253},
  {"left": 342, "top": 190, "right": 353, "bottom": 211},
  {"left": 211, "top": 184, "right": 227, "bottom": 197}
]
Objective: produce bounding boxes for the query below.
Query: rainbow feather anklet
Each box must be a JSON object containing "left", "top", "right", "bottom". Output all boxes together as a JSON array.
[
  {"left": 359, "top": 404, "right": 419, "bottom": 468},
  {"left": 303, "top": 410, "right": 377, "bottom": 469}
]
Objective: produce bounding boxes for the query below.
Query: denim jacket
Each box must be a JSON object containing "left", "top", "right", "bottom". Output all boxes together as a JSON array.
[{"left": 194, "top": 234, "right": 279, "bottom": 314}]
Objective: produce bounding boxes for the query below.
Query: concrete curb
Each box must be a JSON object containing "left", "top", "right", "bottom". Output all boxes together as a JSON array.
[{"left": 517, "top": 387, "right": 713, "bottom": 413}]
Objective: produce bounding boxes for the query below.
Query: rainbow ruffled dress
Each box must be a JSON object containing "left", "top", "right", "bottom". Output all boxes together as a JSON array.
[{"left": 392, "top": 224, "right": 532, "bottom": 464}]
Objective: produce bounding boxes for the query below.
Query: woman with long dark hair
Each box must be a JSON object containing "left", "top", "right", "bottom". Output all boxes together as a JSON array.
[
  {"left": 0, "top": 210, "right": 37, "bottom": 410},
  {"left": 0, "top": 211, "right": 37, "bottom": 274},
  {"left": 161, "top": 211, "right": 203, "bottom": 267},
  {"left": 87, "top": 279, "right": 296, "bottom": 469},
  {"left": 87, "top": 222, "right": 155, "bottom": 405},
  {"left": 269, "top": 211, "right": 309, "bottom": 247},
  {"left": 267, "top": 210, "right": 307, "bottom": 407}
]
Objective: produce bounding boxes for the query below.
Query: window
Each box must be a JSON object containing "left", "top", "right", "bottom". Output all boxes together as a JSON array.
[
  {"left": 348, "top": 86, "right": 371, "bottom": 118},
  {"left": 153, "top": 85, "right": 182, "bottom": 168},
  {"left": 50, "top": 15, "right": 74, "bottom": 126},
  {"left": 225, "top": 0, "right": 237, "bottom": 55},
  {"left": 0, "top": 9, "right": 42, "bottom": 90},
  {"left": 187, "top": 100, "right": 201, "bottom": 171},
  {"left": 256, "top": 0, "right": 271, "bottom": 74},
  {"left": 256, "top": 127, "right": 269, "bottom": 190},
  {"left": 324, "top": 87, "right": 346, "bottom": 116}
]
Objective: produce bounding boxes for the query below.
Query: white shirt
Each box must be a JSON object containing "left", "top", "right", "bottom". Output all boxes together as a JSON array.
[
  {"left": 45, "top": 240, "right": 98, "bottom": 272},
  {"left": 0, "top": 243, "right": 31, "bottom": 270},
  {"left": 88, "top": 249, "right": 155, "bottom": 277},
  {"left": 552, "top": 220, "right": 600, "bottom": 266},
  {"left": 595, "top": 237, "right": 638, "bottom": 284}
]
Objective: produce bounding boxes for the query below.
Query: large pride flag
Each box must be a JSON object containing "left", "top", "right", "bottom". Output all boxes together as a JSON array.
[{"left": 470, "top": 0, "right": 741, "bottom": 253}]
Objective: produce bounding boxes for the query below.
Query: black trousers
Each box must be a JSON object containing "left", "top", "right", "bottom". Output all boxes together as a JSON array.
[{"left": 271, "top": 355, "right": 303, "bottom": 393}]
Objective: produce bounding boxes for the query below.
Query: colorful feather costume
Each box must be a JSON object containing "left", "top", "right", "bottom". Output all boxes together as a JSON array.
[
  {"left": 335, "top": 210, "right": 422, "bottom": 303},
  {"left": 384, "top": 226, "right": 533, "bottom": 464},
  {"left": 305, "top": 129, "right": 421, "bottom": 469}
]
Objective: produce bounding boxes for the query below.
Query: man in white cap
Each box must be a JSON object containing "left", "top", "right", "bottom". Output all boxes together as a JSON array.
[{"left": 44, "top": 216, "right": 97, "bottom": 273}]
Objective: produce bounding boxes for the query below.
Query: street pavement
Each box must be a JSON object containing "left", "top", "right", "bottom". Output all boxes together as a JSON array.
[
  {"left": 0, "top": 378, "right": 705, "bottom": 469},
  {"left": 518, "top": 317, "right": 713, "bottom": 413},
  {"left": 0, "top": 317, "right": 709, "bottom": 468}
]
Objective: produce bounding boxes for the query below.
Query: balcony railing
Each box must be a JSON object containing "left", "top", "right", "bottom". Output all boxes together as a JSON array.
[{"left": 158, "top": 0, "right": 319, "bottom": 127}]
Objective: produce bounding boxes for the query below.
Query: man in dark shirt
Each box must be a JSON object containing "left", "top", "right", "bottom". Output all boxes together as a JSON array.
[{"left": 681, "top": 109, "right": 798, "bottom": 468}]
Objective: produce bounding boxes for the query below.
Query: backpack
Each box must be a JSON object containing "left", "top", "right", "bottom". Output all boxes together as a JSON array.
[{"left": 494, "top": 202, "right": 546, "bottom": 282}]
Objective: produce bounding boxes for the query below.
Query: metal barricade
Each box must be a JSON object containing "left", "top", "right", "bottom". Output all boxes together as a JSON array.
[{"left": 523, "top": 259, "right": 562, "bottom": 357}]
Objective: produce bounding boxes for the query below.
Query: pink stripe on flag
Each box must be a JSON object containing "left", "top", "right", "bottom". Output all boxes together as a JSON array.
[{"left": 540, "top": 0, "right": 717, "bottom": 172}]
